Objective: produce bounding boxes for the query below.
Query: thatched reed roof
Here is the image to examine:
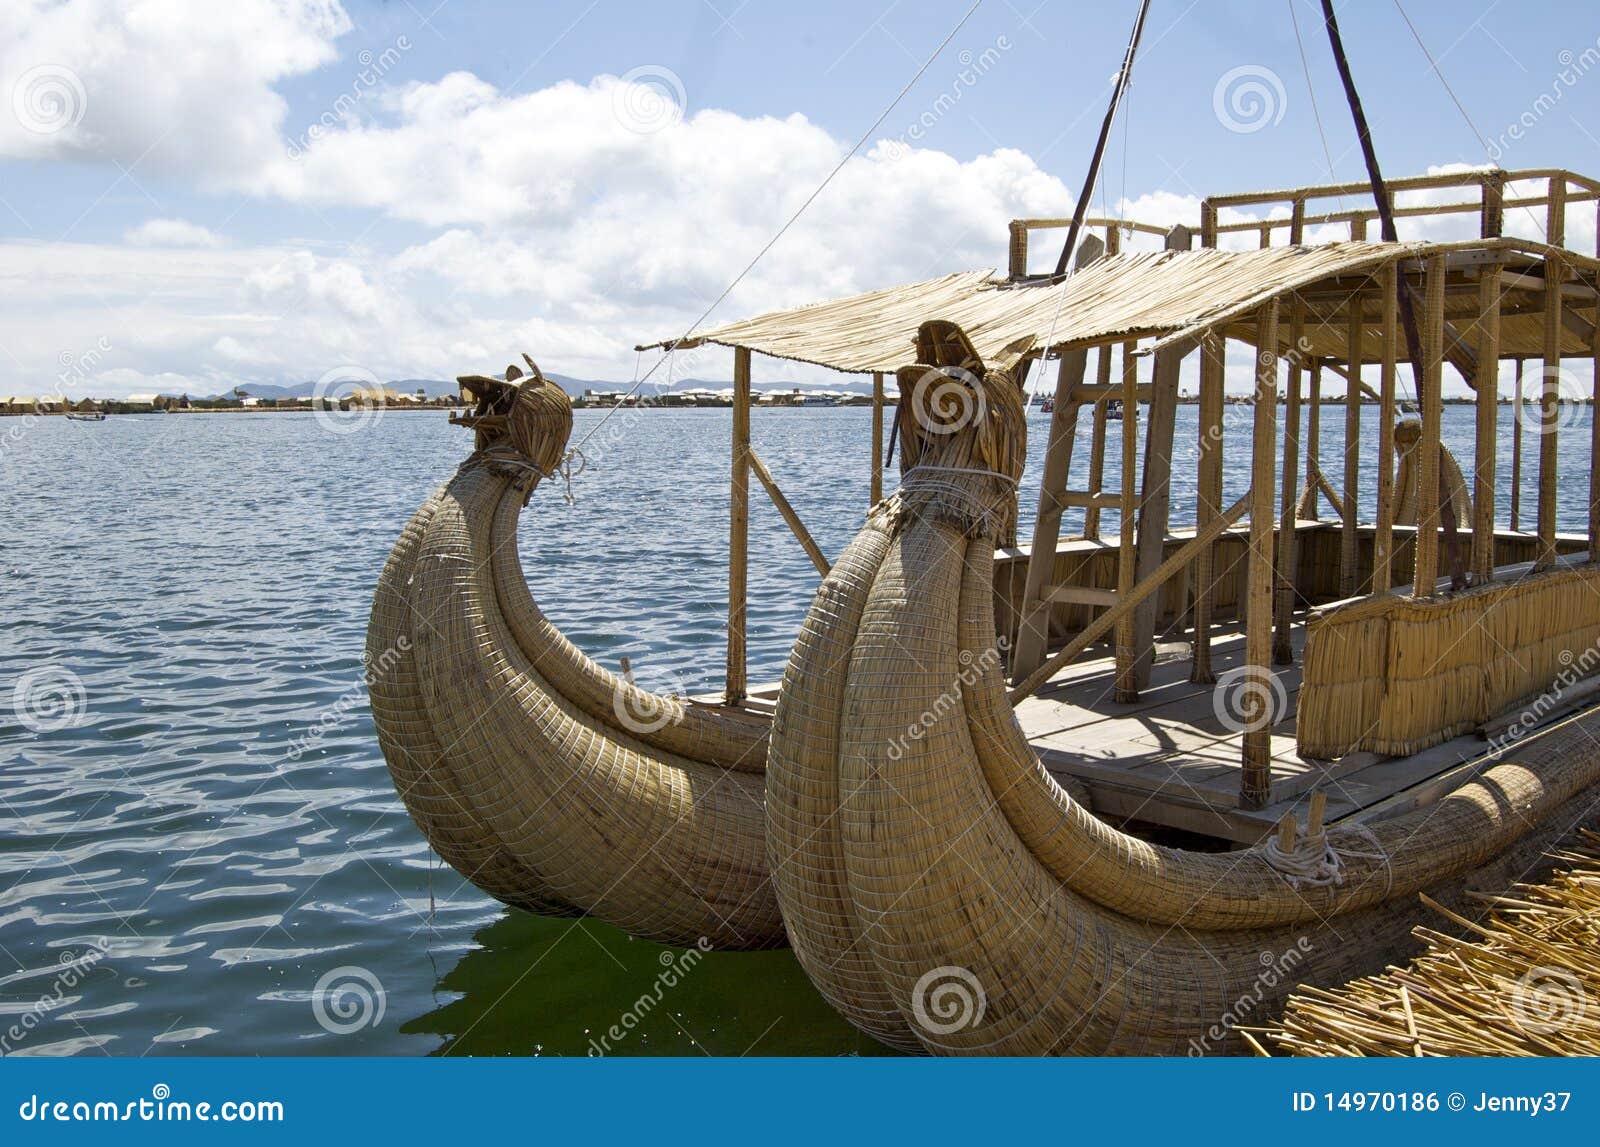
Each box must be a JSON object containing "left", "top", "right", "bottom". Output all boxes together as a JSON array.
[{"left": 642, "top": 239, "right": 1595, "bottom": 373}]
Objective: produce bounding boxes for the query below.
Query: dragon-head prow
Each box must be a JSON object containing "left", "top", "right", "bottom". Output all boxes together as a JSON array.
[
  {"left": 891, "top": 320, "right": 1032, "bottom": 542},
  {"left": 451, "top": 354, "right": 574, "bottom": 485}
]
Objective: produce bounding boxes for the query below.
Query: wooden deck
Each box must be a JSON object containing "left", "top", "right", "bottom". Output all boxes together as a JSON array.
[{"left": 1015, "top": 616, "right": 1530, "bottom": 845}]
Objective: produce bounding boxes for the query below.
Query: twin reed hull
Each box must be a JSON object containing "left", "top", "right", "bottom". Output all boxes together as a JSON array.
[
  {"left": 765, "top": 499, "right": 1600, "bottom": 1055},
  {"left": 366, "top": 372, "right": 783, "bottom": 950}
]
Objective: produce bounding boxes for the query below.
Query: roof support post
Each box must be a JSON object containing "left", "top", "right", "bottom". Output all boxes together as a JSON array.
[
  {"left": 1273, "top": 300, "right": 1305, "bottom": 664},
  {"left": 1412, "top": 253, "right": 1447, "bottom": 596},
  {"left": 1472, "top": 263, "right": 1503, "bottom": 583},
  {"left": 1082, "top": 344, "right": 1114, "bottom": 541},
  {"left": 1538, "top": 257, "right": 1565, "bottom": 570},
  {"left": 725, "top": 346, "right": 751, "bottom": 704},
  {"left": 1190, "top": 329, "right": 1225, "bottom": 684},
  {"left": 1341, "top": 302, "right": 1363, "bottom": 597},
  {"left": 870, "top": 371, "right": 885, "bottom": 505},
  {"left": 1303, "top": 361, "right": 1323, "bottom": 522},
  {"left": 1243, "top": 300, "right": 1282, "bottom": 809},
  {"left": 1591, "top": 307, "right": 1600, "bottom": 562},
  {"left": 1511, "top": 357, "right": 1525, "bottom": 532}
]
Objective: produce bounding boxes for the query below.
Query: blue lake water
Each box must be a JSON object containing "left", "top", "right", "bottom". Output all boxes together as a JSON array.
[{"left": 0, "top": 402, "right": 1591, "bottom": 1056}]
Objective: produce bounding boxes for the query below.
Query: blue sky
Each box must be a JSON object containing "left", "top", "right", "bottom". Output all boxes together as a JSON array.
[{"left": 4, "top": 0, "right": 1600, "bottom": 397}]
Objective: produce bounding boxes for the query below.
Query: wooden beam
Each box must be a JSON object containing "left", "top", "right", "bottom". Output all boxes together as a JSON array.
[
  {"left": 1191, "top": 331, "right": 1225, "bottom": 684},
  {"left": 1083, "top": 345, "right": 1113, "bottom": 540},
  {"left": 725, "top": 346, "right": 751, "bottom": 703},
  {"left": 1129, "top": 224, "right": 1194, "bottom": 691},
  {"left": 1593, "top": 313, "right": 1600, "bottom": 561},
  {"left": 1412, "top": 252, "right": 1447, "bottom": 596},
  {"left": 870, "top": 371, "right": 884, "bottom": 504},
  {"left": 1342, "top": 302, "right": 1363, "bottom": 597},
  {"left": 1113, "top": 337, "right": 1141, "bottom": 702},
  {"left": 1472, "top": 263, "right": 1502, "bottom": 583},
  {"left": 1373, "top": 261, "right": 1400, "bottom": 593},
  {"left": 1012, "top": 347, "right": 1090, "bottom": 675},
  {"left": 747, "top": 447, "right": 829, "bottom": 576},
  {"left": 1303, "top": 361, "right": 1323, "bottom": 522},
  {"left": 1008, "top": 493, "right": 1250, "bottom": 706},
  {"left": 1539, "top": 257, "right": 1564, "bottom": 569},
  {"left": 1243, "top": 300, "right": 1282, "bottom": 809},
  {"left": 1273, "top": 302, "right": 1304, "bottom": 664},
  {"left": 1510, "top": 357, "right": 1525, "bottom": 532}
]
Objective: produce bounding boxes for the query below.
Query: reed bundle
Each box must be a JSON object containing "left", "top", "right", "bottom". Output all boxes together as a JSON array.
[
  {"left": 1265, "top": 829, "right": 1600, "bottom": 1056},
  {"left": 368, "top": 364, "right": 784, "bottom": 948},
  {"left": 1298, "top": 561, "right": 1600, "bottom": 758}
]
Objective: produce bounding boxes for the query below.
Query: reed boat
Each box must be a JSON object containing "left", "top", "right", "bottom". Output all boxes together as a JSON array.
[{"left": 364, "top": 2, "right": 1600, "bottom": 1053}]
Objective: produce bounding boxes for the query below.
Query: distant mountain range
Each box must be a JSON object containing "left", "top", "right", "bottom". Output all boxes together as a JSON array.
[{"left": 209, "top": 372, "right": 875, "bottom": 401}]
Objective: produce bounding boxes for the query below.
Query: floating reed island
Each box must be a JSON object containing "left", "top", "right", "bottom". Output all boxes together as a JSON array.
[{"left": 368, "top": 166, "right": 1600, "bottom": 1053}]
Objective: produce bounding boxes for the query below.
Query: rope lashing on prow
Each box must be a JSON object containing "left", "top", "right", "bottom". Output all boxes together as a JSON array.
[{"left": 1261, "top": 795, "right": 1393, "bottom": 892}]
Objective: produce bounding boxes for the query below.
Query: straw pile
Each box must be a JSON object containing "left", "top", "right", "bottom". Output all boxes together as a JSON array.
[
  {"left": 1265, "top": 829, "right": 1600, "bottom": 1056},
  {"left": 766, "top": 319, "right": 1600, "bottom": 1055},
  {"left": 367, "top": 361, "right": 784, "bottom": 949},
  {"left": 1297, "top": 560, "right": 1600, "bottom": 758}
]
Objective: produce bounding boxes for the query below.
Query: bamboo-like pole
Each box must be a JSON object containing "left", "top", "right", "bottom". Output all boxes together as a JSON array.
[
  {"left": 1373, "top": 261, "right": 1399, "bottom": 593},
  {"left": 1511, "top": 357, "right": 1524, "bottom": 531},
  {"left": 726, "top": 346, "right": 751, "bottom": 703},
  {"left": 1592, "top": 312, "right": 1600, "bottom": 561},
  {"left": 1472, "top": 264, "right": 1502, "bottom": 583},
  {"left": 1538, "top": 257, "right": 1564, "bottom": 569},
  {"left": 1191, "top": 331, "right": 1224, "bottom": 684},
  {"left": 1113, "top": 338, "right": 1140, "bottom": 702},
  {"left": 1083, "top": 345, "right": 1113, "bottom": 540},
  {"left": 870, "top": 371, "right": 884, "bottom": 504},
  {"left": 1547, "top": 174, "right": 1568, "bottom": 248},
  {"left": 1243, "top": 300, "right": 1281, "bottom": 808},
  {"left": 747, "top": 447, "right": 829, "bottom": 576},
  {"left": 1273, "top": 303, "right": 1304, "bottom": 664},
  {"left": 1412, "top": 253, "right": 1446, "bottom": 597},
  {"left": 1303, "top": 361, "right": 1322, "bottom": 522},
  {"left": 1341, "top": 300, "right": 1363, "bottom": 596}
]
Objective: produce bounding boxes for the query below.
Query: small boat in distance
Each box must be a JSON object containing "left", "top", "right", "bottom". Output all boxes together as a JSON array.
[{"left": 65, "top": 411, "right": 106, "bottom": 422}]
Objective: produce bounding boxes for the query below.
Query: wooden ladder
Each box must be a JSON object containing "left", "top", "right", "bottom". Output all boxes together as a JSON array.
[{"left": 1011, "top": 224, "right": 1193, "bottom": 697}]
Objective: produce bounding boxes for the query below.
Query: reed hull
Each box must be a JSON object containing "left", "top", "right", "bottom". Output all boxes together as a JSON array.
[{"left": 367, "top": 372, "right": 784, "bottom": 949}]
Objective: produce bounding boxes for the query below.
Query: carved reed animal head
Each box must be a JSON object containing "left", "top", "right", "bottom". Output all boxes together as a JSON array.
[{"left": 452, "top": 355, "right": 574, "bottom": 480}]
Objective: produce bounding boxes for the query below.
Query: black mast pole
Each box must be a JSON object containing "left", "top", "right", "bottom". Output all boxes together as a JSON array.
[{"left": 1052, "top": 0, "right": 1153, "bottom": 277}]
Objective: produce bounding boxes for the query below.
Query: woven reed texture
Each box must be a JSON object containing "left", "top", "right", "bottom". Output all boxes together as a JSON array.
[
  {"left": 1266, "top": 829, "right": 1600, "bottom": 1056},
  {"left": 368, "top": 367, "right": 783, "bottom": 948},
  {"left": 1297, "top": 561, "right": 1600, "bottom": 759},
  {"left": 642, "top": 242, "right": 1432, "bottom": 373},
  {"left": 765, "top": 322, "right": 1600, "bottom": 1055}
]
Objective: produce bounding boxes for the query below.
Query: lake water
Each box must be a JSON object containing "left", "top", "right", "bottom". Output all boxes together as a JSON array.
[{"left": 0, "top": 402, "right": 1592, "bottom": 1056}]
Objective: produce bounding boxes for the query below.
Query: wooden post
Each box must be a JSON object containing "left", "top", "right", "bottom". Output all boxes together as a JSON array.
[
  {"left": 1113, "top": 338, "right": 1140, "bottom": 702},
  {"left": 1273, "top": 302, "right": 1304, "bottom": 664},
  {"left": 1013, "top": 347, "right": 1090, "bottom": 673},
  {"left": 1472, "top": 264, "right": 1502, "bottom": 582},
  {"left": 1592, "top": 313, "right": 1600, "bottom": 561},
  {"left": 1511, "top": 357, "right": 1525, "bottom": 532},
  {"left": 1304, "top": 361, "right": 1323, "bottom": 522},
  {"left": 1008, "top": 221, "right": 1029, "bottom": 280},
  {"left": 1129, "top": 224, "right": 1194, "bottom": 690},
  {"left": 1083, "top": 345, "right": 1113, "bottom": 540},
  {"left": 1374, "top": 260, "right": 1400, "bottom": 594},
  {"left": 870, "top": 371, "right": 885, "bottom": 505},
  {"left": 1412, "top": 253, "right": 1446, "bottom": 597},
  {"left": 1243, "top": 301, "right": 1281, "bottom": 809},
  {"left": 1538, "top": 257, "right": 1564, "bottom": 569},
  {"left": 726, "top": 346, "right": 751, "bottom": 703},
  {"left": 1191, "top": 330, "right": 1225, "bottom": 684},
  {"left": 748, "top": 448, "right": 829, "bottom": 576},
  {"left": 1548, "top": 174, "right": 1568, "bottom": 248},
  {"left": 1481, "top": 170, "right": 1504, "bottom": 239},
  {"left": 1342, "top": 300, "right": 1363, "bottom": 596}
]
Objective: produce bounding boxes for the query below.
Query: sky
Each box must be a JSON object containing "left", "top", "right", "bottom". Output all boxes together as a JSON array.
[{"left": 4, "top": 0, "right": 1600, "bottom": 398}]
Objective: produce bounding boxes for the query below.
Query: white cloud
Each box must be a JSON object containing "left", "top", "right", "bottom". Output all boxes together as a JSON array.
[
  {"left": 0, "top": 0, "right": 349, "bottom": 181},
  {"left": 125, "top": 218, "right": 225, "bottom": 248}
]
